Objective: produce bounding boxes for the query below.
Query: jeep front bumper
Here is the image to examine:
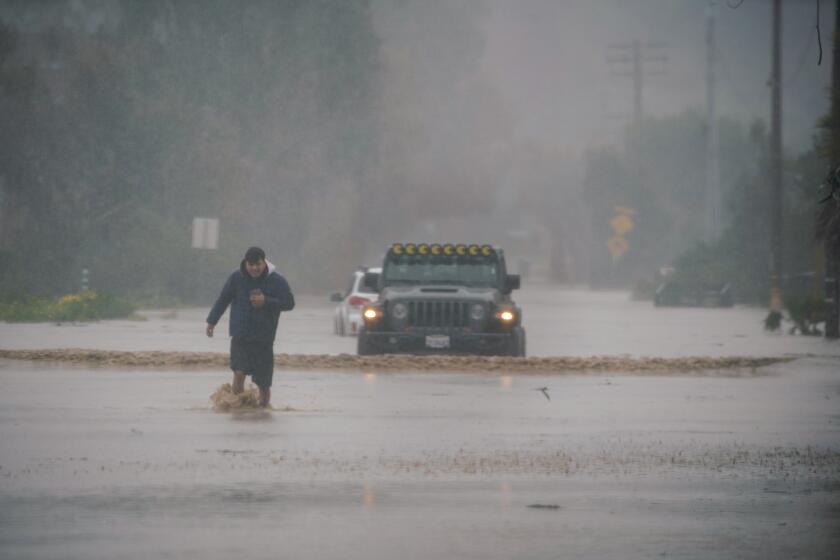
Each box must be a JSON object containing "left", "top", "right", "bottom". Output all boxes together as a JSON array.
[{"left": 361, "top": 329, "right": 512, "bottom": 355}]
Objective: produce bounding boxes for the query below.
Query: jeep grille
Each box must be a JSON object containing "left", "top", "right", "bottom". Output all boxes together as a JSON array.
[{"left": 407, "top": 300, "right": 469, "bottom": 328}]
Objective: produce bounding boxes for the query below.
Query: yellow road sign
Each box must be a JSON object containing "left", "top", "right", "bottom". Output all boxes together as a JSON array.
[
  {"left": 606, "top": 235, "right": 629, "bottom": 259},
  {"left": 610, "top": 213, "right": 634, "bottom": 236}
]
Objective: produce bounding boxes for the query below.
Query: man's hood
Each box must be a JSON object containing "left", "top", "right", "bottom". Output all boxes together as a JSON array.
[{"left": 238, "top": 259, "right": 276, "bottom": 277}]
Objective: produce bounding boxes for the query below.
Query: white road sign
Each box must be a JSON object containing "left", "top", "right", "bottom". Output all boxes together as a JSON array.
[{"left": 192, "top": 217, "right": 219, "bottom": 250}]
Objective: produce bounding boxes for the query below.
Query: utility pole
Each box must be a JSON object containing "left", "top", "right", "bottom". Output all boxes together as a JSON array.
[
  {"left": 605, "top": 41, "right": 666, "bottom": 283},
  {"left": 607, "top": 41, "right": 668, "bottom": 128},
  {"left": 633, "top": 40, "right": 643, "bottom": 126},
  {"left": 824, "top": 0, "right": 840, "bottom": 338},
  {"left": 704, "top": 1, "right": 721, "bottom": 243},
  {"left": 768, "top": 0, "right": 784, "bottom": 314}
]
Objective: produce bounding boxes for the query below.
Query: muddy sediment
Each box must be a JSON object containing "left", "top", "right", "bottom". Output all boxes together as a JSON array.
[{"left": 0, "top": 349, "right": 790, "bottom": 374}]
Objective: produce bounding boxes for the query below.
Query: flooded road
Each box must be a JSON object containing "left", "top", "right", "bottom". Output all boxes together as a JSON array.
[
  {"left": 2, "top": 285, "right": 839, "bottom": 358},
  {"left": 1, "top": 286, "right": 839, "bottom": 558},
  {"left": 1, "top": 358, "right": 838, "bottom": 559}
]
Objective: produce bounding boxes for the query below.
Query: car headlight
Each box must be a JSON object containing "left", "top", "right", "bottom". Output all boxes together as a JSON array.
[
  {"left": 470, "top": 303, "right": 486, "bottom": 320},
  {"left": 498, "top": 309, "right": 515, "bottom": 322},
  {"left": 363, "top": 307, "right": 379, "bottom": 320},
  {"left": 391, "top": 302, "right": 408, "bottom": 320}
]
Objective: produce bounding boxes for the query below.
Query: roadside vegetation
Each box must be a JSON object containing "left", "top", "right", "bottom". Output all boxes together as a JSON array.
[
  {"left": 586, "top": 113, "right": 829, "bottom": 304},
  {"left": 0, "top": 3, "right": 383, "bottom": 302},
  {"left": 0, "top": 291, "right": 137, "bottom": 323},
  {"left": 620, "top": 130, "right": 833, "bottom": 334}
]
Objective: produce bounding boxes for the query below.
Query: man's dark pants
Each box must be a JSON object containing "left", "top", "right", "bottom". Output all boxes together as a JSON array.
[{"left": 230, "top": 337, "right": 274, "bottom": 389}]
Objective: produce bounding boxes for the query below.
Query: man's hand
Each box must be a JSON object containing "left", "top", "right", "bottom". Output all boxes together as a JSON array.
[
  {"left": 206, "top": 323, "right": 215, "bottom": 338},
  {"left": 250, "top": 289, "right": 266, "bottom": 308}
]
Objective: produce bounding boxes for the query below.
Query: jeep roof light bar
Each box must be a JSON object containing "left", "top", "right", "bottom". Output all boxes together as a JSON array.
[{"left": 389, "top": 243, "right": 495, "bottom": 257}]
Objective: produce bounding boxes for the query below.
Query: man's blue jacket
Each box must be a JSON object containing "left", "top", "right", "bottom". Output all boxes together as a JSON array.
[{"left": 206, "top": 260, "right": 295, "bottom": 342}]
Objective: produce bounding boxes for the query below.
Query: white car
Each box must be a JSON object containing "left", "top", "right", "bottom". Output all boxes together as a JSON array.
[{"left": 331, "top": 267, "right": 381, "bottom": 336}]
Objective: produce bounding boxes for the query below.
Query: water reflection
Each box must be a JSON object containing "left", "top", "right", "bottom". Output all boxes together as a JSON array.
[
  {"left": 499, "top": 481, "right": 512, "bottom": 508},
  {"left": 363, "top": 483, "right": 376, "bottom": 508},
  {"left": 230, "top": 409, "right": 274, "bottom": 422}
]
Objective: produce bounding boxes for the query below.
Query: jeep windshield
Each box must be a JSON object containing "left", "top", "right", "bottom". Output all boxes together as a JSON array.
[{"left": 382, "top": 254, "right": 500, "bottom": 288}]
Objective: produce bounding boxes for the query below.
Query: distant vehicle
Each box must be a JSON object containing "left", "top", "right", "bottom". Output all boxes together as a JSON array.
[
  {"left": 654, "top": 280, "right": 734, "bottom": 308},
  {"left": 357, "top": 243, "right": 525, "bottom": 356},
  {"left": 331, "top": 267, "right": 381, "bottom": 336}
]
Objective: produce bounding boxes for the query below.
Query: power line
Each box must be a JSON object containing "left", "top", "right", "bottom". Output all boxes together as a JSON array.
[
  {"left": 817, "top": 0, "right": 823, "bottom": 65},
  {"left": 606, "top": 41, "right": 669, "bottom": 125}
]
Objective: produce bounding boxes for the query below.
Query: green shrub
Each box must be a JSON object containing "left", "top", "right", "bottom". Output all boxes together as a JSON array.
[
  {"left": 784, "top": 295, "right": 827, "bottom": 336},
  {"left": 0, "top": 296, "right": 53, "bottom": 322},
  {"left": 0, "top": 291, "right": 136, "bottom": 323}
]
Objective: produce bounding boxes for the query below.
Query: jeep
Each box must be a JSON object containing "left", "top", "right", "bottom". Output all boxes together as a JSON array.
[{"left": 357, "top": 243, "right": 525, "bottom": 356}]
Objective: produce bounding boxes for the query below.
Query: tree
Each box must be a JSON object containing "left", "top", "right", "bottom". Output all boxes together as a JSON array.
[
  {"left": 0, "top": 1, "right": 384, "bottom": 299},
  {"left": 815, "top": 1, "right": 840, "bottom": 337},
  {"left": 580, "top": 111, "right": 757, "bottom": 287}
]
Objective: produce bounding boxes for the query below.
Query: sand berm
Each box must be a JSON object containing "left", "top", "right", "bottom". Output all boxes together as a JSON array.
[{"left": 0, "top": 349, "right": 790, "bottom": 375}]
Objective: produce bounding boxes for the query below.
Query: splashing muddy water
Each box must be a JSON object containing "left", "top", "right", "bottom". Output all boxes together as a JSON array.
[{"left": 209, "top": 383, "right": 262, "bottom": 412}]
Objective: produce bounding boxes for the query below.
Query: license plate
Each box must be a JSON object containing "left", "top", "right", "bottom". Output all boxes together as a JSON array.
[{"left": 425, "top": 335, "right": 450, "bottom": 349}]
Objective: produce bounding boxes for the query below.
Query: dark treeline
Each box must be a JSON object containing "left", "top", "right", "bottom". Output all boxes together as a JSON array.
[
  {"left": 0, "top": 1, "right": 545, "bottom": 303},
  {"left": 582, "top": 111, "right": 831, "bottom": 302},
  {"left": 1, "top": 1, "right": 380, "bottom": 302},
  {"left": 0, "top": 0, "right": 578, "bottom": 303}
]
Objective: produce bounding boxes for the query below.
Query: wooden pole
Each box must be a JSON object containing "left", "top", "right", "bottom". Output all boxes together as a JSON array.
[{"left": 769, "top": 0, "right": 784, "bottom": 313}]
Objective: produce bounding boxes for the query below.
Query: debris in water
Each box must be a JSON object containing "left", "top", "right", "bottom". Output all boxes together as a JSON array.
[
  {"left": 535, "top": 387, "right": 550, "bottom": 401},
  {"left": 210, "top": 383, "right": 262, "bottom": 412},
  {"left": 527, "top": 504, "right": 560, "bottom": 510}
]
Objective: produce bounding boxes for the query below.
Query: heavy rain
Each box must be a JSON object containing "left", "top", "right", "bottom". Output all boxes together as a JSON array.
[{"left": 1, "top": 1, "right": 839, "bottom": 559}]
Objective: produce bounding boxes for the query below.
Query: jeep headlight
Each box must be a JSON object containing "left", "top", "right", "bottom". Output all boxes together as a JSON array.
[
  {"left": 391, "top": 302, "right": 408, "bottom": 320},
  {"left": 497, "top": 309, "right": 515, "bottom": 322},
  {"left": 470, "top": 303, "right": 486, "bottom": 320}
]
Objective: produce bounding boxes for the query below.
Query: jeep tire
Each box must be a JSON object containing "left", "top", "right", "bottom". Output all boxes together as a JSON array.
[
  {"left": 509, "top": 327, "right": 526, "bottom": 357},
  {"left": 357, "top": 328, "right": 377, "bottom": 355}
]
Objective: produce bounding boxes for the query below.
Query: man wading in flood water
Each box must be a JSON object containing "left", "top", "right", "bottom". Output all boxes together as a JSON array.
[{"left": 206, "top": 246, "right": 295, "bottom": 408}]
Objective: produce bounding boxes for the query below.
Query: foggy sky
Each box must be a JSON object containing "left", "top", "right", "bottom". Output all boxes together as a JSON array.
[{"left": 480, "top": 0, "right": 833, "bottom": 152}]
